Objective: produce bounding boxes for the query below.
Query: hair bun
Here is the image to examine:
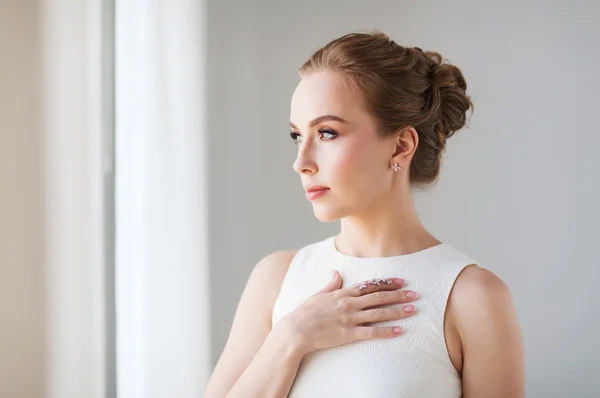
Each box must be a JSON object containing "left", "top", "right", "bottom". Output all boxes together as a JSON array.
[{"left": 425, "top": 52, "right": 473, "bottom": 140}]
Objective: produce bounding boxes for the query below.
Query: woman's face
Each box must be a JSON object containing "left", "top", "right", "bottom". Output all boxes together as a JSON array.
[{"left": 290, "top": 70, "right": 398, "bottom": 222}]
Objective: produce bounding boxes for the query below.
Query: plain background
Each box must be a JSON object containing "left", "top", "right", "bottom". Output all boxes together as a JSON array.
[{"left": 206, "top": 1, "right": 600, "bottom": 397}]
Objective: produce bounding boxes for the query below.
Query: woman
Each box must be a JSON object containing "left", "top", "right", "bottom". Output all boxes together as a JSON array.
[{"left": 205, "top": 31, "right": 524, "bottom": 398}]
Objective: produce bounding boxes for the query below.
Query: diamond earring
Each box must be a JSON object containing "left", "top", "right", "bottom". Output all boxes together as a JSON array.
[{"left": 392, "top": 163, "right": 402, "bottom": 172}]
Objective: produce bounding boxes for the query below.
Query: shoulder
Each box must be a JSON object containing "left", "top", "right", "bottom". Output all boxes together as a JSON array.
[
  {"left": 251, "top": 249, "right": 298, "bottom": 287},
  {"left": 253, "top": 237, "right": 330, "bottom": 279},
  {"left": 453, "top": 265, "right": 511, "bottom": 301},
  {"left": 448, "top": 265, "right": 522, "bottom": 354},
  {"left": 250, "top": 236, "right": 331, "bottom": 294},
  {"left": 252, "top": 250, "right": 298, "bottom": 280},
  {"left": 451, "top": 265, "right": 513, "bottom": 311},
  {"left": 447, "top": 267, "right": 525, "bottom": 396},
  {"left": 448, "top": 265, "right": 515, "bottom": 330},
  {"left": 247, "top": 250, "right": 298, "bottom": 311}
]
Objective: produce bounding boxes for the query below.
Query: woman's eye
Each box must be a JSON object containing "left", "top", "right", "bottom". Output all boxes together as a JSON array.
[
  {"left": 289, "top": 132, "right": 302, "bottom": 144},
  {"left": 289, "top": 129, "right": 337, "bottom": 145},
  {"left": 320, "top": 130, "right": 337, "bottom": 140}
]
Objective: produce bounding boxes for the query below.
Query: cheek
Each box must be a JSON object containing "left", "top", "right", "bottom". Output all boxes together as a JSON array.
[
  {"left": 325, "top": 143, "right": 362, "bottom": 181},
  {"left": 326, "top": 141, "right": 383, "bottom": 187}
]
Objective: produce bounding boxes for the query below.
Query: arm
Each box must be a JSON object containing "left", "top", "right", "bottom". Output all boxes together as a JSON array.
[
  {"left": 204, "top": 250, "right": 302, "bottom": 398},
  {"left": 225, "top": 319, "right": 305, "bottom": 398},
  {"left": 451, "top": 266, "right": 525, "bottom": 398}
]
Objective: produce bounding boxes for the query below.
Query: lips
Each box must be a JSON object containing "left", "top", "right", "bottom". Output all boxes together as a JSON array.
[
  {"left": 304, "top": 185, "right": 330, "bottom": 201},
  {"left": 304, "top": 185, "right": 330, "bottom": 193}
]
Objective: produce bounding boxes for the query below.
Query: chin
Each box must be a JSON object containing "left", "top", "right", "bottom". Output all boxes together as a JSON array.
[{"left": 312, "top": 204, "right": 345, "bottom": 223}]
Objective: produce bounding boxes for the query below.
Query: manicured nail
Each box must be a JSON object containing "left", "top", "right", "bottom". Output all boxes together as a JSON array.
[
  {"left": 395, "top": 278, "right": 405, "bottom": 286},
  {"left": 404, "top": 305, "right": 416, "bottom": 313},
  {"left": 393, "top": 327, "right": 403, "bottom": 334},
  {"left": 406, "top": 291, "right": 418, "bottom": 299}
]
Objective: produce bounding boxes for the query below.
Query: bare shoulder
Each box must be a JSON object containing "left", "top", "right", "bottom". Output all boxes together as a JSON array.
[
  {"left": 253, "top": 249, "right": 298, "bottom": 276},
  {"left": 452, "top": 265, "right": 512, "bottom": 305},
  {"left": 447, "top": 265, "right": 525, "bottom": 397},
  {"left": 449, "top": 265, "right": 515, "bottom": 328},
  {"left": 249, "top": 250, "right": 298, "bottom": 312}
]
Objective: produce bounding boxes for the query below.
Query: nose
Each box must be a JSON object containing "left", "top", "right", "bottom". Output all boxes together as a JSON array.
[{"left": 292, "top": 142, "right": 318, "bottom": 175}]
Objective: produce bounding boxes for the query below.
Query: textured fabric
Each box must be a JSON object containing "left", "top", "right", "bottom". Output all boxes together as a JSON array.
[{"left": 271, "top": 235, "right": 480, "bottom": 398}]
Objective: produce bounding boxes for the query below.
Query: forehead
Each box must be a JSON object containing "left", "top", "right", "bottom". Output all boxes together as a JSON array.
[{"left": 290, "top": 70, "right": 367, "bottom": 126}]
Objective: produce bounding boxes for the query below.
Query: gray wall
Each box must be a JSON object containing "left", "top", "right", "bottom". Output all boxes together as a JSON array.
[
  {"left": 0, "top": 1, "right": 46, "bottom": 397},
  {"left": 207, "top": 1, "right": 600, "bottom": 397}
]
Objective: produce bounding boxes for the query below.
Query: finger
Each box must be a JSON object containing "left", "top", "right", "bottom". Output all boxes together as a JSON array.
[
  {"left": 352, "top": 325, "right": 404, "bottom": 341},
  {"left": 343, "top": 277, "right": 404, "bottom": 297},
  {"left": 354, "top": 289, "right": 418, "bottom": 310},
  {"left": 353, "top": 304, "right": 417, "bottom": 324},
  {"left": 318, "top": 270, "right": 343, "bottom": 294}
]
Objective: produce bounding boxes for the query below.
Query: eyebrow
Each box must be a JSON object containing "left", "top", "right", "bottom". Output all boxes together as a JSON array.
[{"left": 289, "top": 114, "right": 349, "bottom": 130}]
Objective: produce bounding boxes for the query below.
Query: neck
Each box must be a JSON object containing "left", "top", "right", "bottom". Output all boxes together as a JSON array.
[{"left": 337, "top": 190, "right": 439, "bottom": 258}]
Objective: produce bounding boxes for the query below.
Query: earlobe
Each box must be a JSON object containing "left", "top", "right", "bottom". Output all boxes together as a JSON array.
[{"left": 390, "top": 142, "right": 405, "bottom": 172}]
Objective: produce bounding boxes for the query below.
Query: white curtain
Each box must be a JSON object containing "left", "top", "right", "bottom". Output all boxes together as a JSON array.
[
  {"left": 115, "top": 1, "right": 212, "bottom": 397},
  {"left": 41, "top": 0, "right": 109, "bottom": 397}
]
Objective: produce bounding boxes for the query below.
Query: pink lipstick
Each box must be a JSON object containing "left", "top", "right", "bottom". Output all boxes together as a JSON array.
[{"left": 304, "top": 185, "right": 330, "bottom": 201}]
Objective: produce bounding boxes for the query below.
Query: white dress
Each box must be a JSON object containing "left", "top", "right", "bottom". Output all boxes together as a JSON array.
[{"left": 271, "top": 235, "right": 480, "bottom": 398}]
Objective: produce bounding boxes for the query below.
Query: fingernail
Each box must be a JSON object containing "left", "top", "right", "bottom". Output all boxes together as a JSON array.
[
  {"left": 331, "top": 270, "right": 337, "bottom": 278},
  {"left": 406, "top": 291, "right": 418, "bottom": 299},
  {"left": 404, "top": 305, "right": 416, "bottom": 313},
  {"left": 393, "top": 327, "right": 403, "bottom": 334},
  {"left": 395, "top": 278, "right": 405, "bottom": 286}
]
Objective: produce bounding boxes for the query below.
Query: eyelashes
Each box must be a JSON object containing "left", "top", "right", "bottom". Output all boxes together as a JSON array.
[
  {"left": 289, "top": 129, "right": 338, "bottom": 144},
  {"left": 289, "top": 132, "right": 301, "bottom": 143}
]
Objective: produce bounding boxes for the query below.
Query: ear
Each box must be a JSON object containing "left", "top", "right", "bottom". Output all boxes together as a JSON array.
[{"left": 391, "top": 127, "right": 419, "bottom": 165}]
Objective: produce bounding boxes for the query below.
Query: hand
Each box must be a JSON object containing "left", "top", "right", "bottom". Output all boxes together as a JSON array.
[{"left": 282, "top": 270, "right": 418, "bottom": 355}]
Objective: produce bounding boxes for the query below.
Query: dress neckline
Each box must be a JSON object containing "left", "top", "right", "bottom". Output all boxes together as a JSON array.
[{"left": 327, "top": 235, "right": 448, "bottom": 263}]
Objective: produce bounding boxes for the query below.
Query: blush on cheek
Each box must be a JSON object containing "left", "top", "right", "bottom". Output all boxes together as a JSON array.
[
  {"left": 324, "top": 136, "right": 376, "bottom": 191},
  {"left": 341, "top": 145, "right": 386, "bottom": 195},
  {"left": 326, "top": 146, "right": 371, "bottom": 199},
  {"left": 330, "top": 141, "right": 364, "bottom": 169},
  {"left": 328, "top": 151, "right": 357, "bottom": 186}
]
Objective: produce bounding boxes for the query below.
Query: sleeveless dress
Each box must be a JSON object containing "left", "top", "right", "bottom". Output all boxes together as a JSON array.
[{"left": 271, "top": 235, "right": 480, "bottom": 398}]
